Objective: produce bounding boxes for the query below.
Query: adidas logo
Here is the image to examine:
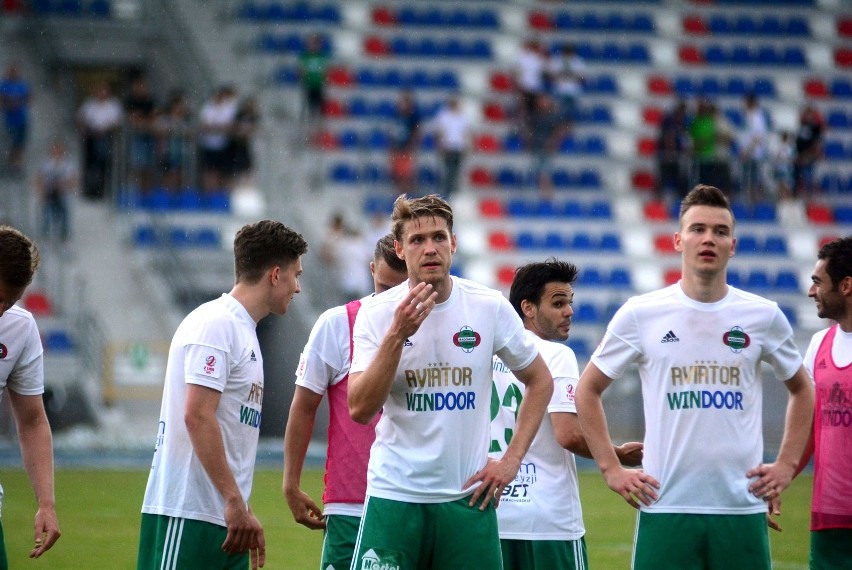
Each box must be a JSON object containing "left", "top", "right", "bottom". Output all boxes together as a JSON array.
[
  {"left": 250, "top": 350, "right": 257, "bottom": 362},
  {"left": 816, "top": 358, "right": 827, "bottom": 369},
  {"left": 403, "top": 338, "right": 413, "bottom": 347},
  {"left": 660, "top": 330, "right": 680, "bottom": 343}
]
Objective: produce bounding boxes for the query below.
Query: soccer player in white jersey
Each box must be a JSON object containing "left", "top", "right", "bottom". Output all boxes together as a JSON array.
[
  {"left": 283, "top": 234, "right": 408, "bottom": 570},
  {"left": 575, "top": 184, "right": 814, "bottom": 570},
  {"left": 138, "top": 220, "right": 307, "bottom": 570},
  {"left": 347, "top": 194, "right": 553, "bottom": 569},
  {"left": 799, "top": 236, "right": 852, "bottom": 569},
  {"left": 491, "top": 259, "right": 643, "bottom": 569},
  {"left": 0, "top": 226, "right": 60, "bottom": 566}
]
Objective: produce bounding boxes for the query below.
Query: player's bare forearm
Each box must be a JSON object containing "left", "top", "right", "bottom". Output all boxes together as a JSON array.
[
  {"left": 283, "top": 388, "right": 325, "bottom": 529},
  {"left": 575, "top": 363, "right": 621, "bottom": 473},
  {"left": 349, "top": 282, "right": 437, "bottom": 423},
  {"left": 8, "top": 392, "right": 61, "bottom": 556}
]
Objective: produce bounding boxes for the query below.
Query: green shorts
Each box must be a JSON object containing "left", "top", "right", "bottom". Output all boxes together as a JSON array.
[
  {"left": 0, "top": 519, "right": 7, "bottom": 570},
  {"left": 137, "top": 513, "right": 248, "bottom": 570},
  {"left": 500, "top": 537, "right": 587, "bottom": 570},
  {"left": 633, "top": 512, "right": 769, "bottom": 570},
  {"left": 810, "top": 528, "right": 852, "bottom": 570},
  {"left": 321, "top": 514, "right": 360, "bottom": 570},
  {"left": 352, "top": 495, "right": 501, "bottom": 570}
]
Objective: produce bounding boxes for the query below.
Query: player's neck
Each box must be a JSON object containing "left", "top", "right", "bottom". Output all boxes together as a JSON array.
[
  {"left": 229, "top": 285, "right": 268, "bottom": 323},
  {"left": 679, "top": 271, "right": 728, "bottom": 303}
]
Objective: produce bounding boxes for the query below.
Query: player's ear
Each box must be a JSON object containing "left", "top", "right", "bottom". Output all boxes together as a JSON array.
[
  {"left": 520, "top": 299, "right": 535, "bottom": 319},
  {"left": 673, "top": 232, "right": 683, "bottom": 253}
]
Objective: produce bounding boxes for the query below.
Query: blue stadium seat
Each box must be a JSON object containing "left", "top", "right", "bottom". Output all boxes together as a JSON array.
[
  {"left": 544, "top": 232, "right": 566, "bottom": 249},
  {"left": 736, "top": 235, "right": 760, "bottom": 254},
  {"left": 552, "top": 169, "right": 573, "bottom": 188},
  {"left": 609, "top": 268, "right": 632, "bottom": 289},
  {"left": 194, "top": 228, "right": 220, "bottom": 248},
  {"left": 134, "top": 225, "right": 158, "bottom": 247},
  {"left": 534, "top": 201, "right": 560, "bottom": 218},
  {"left": 516, "top": 232, "right": 538, "bottom": 250},
  {"left": 600, "top": 233, "right": 621, "bottom": 251},
  {"left": 782, "top": 47, "right": 805, "bottom": 65},
  {"left": 764, "top": 236, "right": 788, "bottom": 255},
  {"left": 746, "top": 271, "right": 770, "bottom": 290},
  {"left": 774, "top": 270, "right": 799, "bottom": 291},
  {"left": 827, "top": 110, "right": 849, "bottom": 129},
  {"left": 727, "top": 269, "right": 742, "bottom": 287},
  {"left": 579, "top": 169, "right": 602, "bottom": 188},
  {"left": 779, "top": 305, "right": 797, "bottom": 326},
  {"left": 331, "top": 163, "right": 358, "bottom": 183},
  {"left": 570, "top": 233, "right": 595, "bottom": 251},
  {"left": 562, "top": 201, "right": 584, "bottom": 218},
  {"left": 573, "top": 303, "right": 601, "bottom": 323},
  {"left": 831, "top": 78, "right": 852, "bottom": 98},
  {"left": 588, "top": 201, "right": 613, "bottom": 219},
  {"left": 578, "top": 268, "right": 604, "bottom": 287},
  {"left": 44, "top": 330, "right": 75, "bottom": 352}
]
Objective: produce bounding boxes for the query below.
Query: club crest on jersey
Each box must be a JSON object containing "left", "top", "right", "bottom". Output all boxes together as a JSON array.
[
  {"left": 453, "top": 326, "right": 481, "bottom": 353},
  {"left": 0, "top": 343, "right": 6, "bottom": 359},
  {"left": 722, "top": 326, "right": 750, "bottom": 353}
]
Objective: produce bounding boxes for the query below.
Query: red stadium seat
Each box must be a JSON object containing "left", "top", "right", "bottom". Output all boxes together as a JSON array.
[
  {"left": 314, "top": 130, "right": 338, "bottom": 149},
  {"left": 663, "top": 268, "right": 681, "bottom": 285},
  {"left": 483, "top": 102, "right": 507, "bottom": 121},
  {"left": 474, "top": 133, "right": 501, "bottom": 153},
  {"left": 321, "top": 99, "right": 345, "bottom": 117},
  {"left": 643, "top": 106, "right": 663, "bottom": 125},
  {"left": 488, "top": 231, "right": 513, "bottom": 251},
  {"left": 654, "top": 234, "right": 677, "bottom": 254},
  {"left": 637, "top": 137, "right": 657, "bottom": 156},
  {"left": 490, "top": 72, "right": 513, "bottom": 92},
  {"left": 528, "top": 11, "right": 552, "bottom": 30},
  {"left": 819, "top": 235, "right": 840, "bottom": 248},
  {"left": 470, "top": 167, "right": 493, "bottom": 187},
  {"left": 683, "top": 15, "right": 707, "bottom": 34},
  {"left": 839, "top": 18, "right": 852, "bottom": 38},
  {"left": 643, "top": 200, "right": 670, "bottom": 221},
  {"left": 835, "top": 48, "right": 852, "bottom": 67},
  {"left": 479, "top": 198, "right": 504, "bottom": 217},
  {"left": 372, "top": 6, "right": 395, "bottom": 25},
  {"left": 806, "top": 204, "right": 833, "bottom": 224},
  {"left": 678, "top": 45, "right": 703, "bottom": 65},
  {"left": 647, "top": 75, "right": 672, "bottom": 95},
  {"left": 23, "top": 291, "right": 52, "bottom": 316},
  {"left": 804, "top": 79, "right": 829, "bottom": 98},
  {"left": 497, "top": 266, "right": 516, "bottom": 286},
  {"left": 326, "top": 66, "right": 352, "bottom": 87},
  {"left": 632, "top": 170, "right": 657, "bottom": 191},
  {"left": 364, "top": 36, "right": 389, "bottom": 56}
]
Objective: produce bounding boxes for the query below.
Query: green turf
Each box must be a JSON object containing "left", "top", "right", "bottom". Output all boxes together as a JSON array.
[{"left": 0, "top": 469, "right": 812, "bottom": 569}]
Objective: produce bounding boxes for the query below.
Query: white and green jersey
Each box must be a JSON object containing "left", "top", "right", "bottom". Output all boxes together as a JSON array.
[
  {"left": 142, "top": 294, "right": 264, "bottom": 527},
  {"left": 592, "top": 284, "right": 802, "bottom": 515},
  {"left": 0, "top": 305, "right": 45, "bottom": 516},
  {"left": 490, "top": 330, "right": 584, "bottom": 540},
  {"left": 351, "top": 276, "right": 538, "bottom": 504}
]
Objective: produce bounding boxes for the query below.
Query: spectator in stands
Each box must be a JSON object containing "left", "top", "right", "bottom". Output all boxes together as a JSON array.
[
  {"left": 389, "top": 91, "right": 420, "bottom": 195},
  {"left": 769, "top": 131, "right": 795, "bottom": 201},
  {"left": 576, "top": 184, "right": 814, "bottom": 570},
  {"left": 228, "top": 95, "right": 261, "bottom": 188},
  {"left": 799, "top": 236, "right": 852, "bottom": 570},
  {"left": 0, "top": 225, "right": 61, "bottom": 562},
  {"left": 198, "top": 85, "right": 238, "bottom": 193},
  {"left": 124, "top": 74, "right": 157, "bottom": 195},
  {"left": 77, "top": 81, "right": 123, "bottom": 200},
  {"left": 283, "top": 234, "right": 408, "bottom": 570},
  {"left": 34, "top": 138, "right": 78, "bottom": 244},
  {"left": 546, "top": 43, "right": 586, "bottom": 134},
  {"left": 298, "top": 33, "right": 328, "bottom": 121},
  {"left": 319, "top": 213, "right": 372, "bottom": 305},
  {"left": 738, "top": 93, "right": 770, "bottom": 203},
  {"left": 793, "top": 104, "right": 824, "bottom": 201},
  {"left": 155, "top": 90, "right": 192, "bottom": 193},
  {"left": 688, "top": 98, "right": 732, "bottom": 195},
  {"left": 0, "top": 63, "right": 31, "bottom": 175},
  {"left": 433, "top": 95, "right": 470, "bottom": 198},
  {"left": 515, "top": 39, "right": 546, "bottom": 127},
  {"left": 656, "top": 99, "right": 690, "bottom": 201},
  {"left": 526, "top": 93, "right": 563, "bottom": 199},
  {"left": 138, "top": 220, "right": 308, "bottom": 570}
]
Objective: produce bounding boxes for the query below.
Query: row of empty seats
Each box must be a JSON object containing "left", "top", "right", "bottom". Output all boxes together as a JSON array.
[
  {"left": 238, "top": 1, "right": 340, "bottom": 22},
  {"left": 528, "top": 11, "right": 655, "bottom": 32},
  {"left": 678, "top": 44, "right": 806, "bottom": 66},
  {"left": 470, "top": 166, "right": 603, "bottom": 190},
  {"left": 371, "top": 6, "right": 499, "bottom": 28},
  {"left": 363, "top": 36, "right": 493, "bottom": 59},
  {"left": 117, "top": 189, "right": 232, "bottom": 212},
  {"left": 31, "top": 0, "right": 111, "bottom": 17},
  {"left": 682, "top": 14, "right": 810, "bottom": 36},
  {"left": 134, "top": 225, "right": 222, "bottom": 249},
  {"left": 329, "top": 162, "right": 440, "bottom": 186},
  {"left": 278, "top": 65, "right": 461, "bottom": 90}
]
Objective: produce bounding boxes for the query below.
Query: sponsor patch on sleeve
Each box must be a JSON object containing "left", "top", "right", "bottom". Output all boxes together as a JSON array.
[{"left": 196, "top": 353, "right": 221, "bottom": 379}]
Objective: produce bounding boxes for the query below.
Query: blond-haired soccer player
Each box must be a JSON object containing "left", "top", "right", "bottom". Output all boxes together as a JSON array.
[{"left": 348, "top": 194, "right": 553, "bottom": 569}]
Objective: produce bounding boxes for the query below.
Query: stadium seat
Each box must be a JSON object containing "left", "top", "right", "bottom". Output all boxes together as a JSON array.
[
  {"left": 774, "top": 271, "right": 799, "bottom": 291},
  {"left": 23, "top": 291, "right": 53, "bottom": 316},
  {"left": 488, "top": 231, "right": 512, "bottom": 250},
  {"left": 44, "top": 330, "right": 74, "bottom": 352},
  {"left": 573, "top": 303, "right": 601, "bottom": 323}
]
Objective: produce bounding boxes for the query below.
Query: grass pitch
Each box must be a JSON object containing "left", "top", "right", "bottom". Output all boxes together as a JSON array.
[{"left": 0, "top": 469, "right": 812, "bottom": 569}]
